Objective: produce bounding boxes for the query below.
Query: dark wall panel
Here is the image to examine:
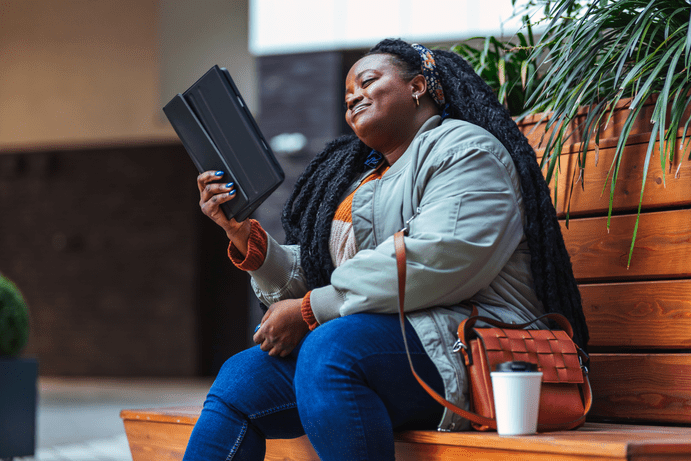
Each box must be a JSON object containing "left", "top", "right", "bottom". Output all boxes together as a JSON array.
[{"left": 0, "top": 144, "right": 250, "bottom": 376}]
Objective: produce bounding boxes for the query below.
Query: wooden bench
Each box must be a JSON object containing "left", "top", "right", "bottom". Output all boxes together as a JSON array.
[
  {"left": 122, "top": 107, "right": 691, "bottom": 459},
  {"left": 121, "top": 407, "right": 691, "bottom": 461}
]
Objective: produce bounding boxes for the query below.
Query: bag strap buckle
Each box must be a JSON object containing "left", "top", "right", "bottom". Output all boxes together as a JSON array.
[
  {"left": 452, "top": 339, "right": 466, "bottom": 353},
  {"left": 579, "top": 353, "right": 589, "bottom": 375},
  {"left": 399, "top": 207, "right": 421, "bottom": 236}
]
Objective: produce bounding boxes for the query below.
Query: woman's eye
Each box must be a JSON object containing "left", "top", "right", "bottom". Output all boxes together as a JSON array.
[{"left": 362, "top": 78, "right": 374, "bottom": 87}]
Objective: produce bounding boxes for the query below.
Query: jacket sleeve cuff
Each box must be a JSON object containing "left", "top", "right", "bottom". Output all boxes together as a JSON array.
[
  {"left": 227, "top": 219, "right": 267, "bottom": 271},
  {"left": 301, "top": 291, "right": 320, "bottom": 331},
  {"left": 309, "top": 285, "right": 347, "bottom": 325}
]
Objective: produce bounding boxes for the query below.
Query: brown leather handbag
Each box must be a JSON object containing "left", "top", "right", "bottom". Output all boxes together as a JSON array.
[{"left": 393, "top": 230, "right": 592, "bottom": 432}]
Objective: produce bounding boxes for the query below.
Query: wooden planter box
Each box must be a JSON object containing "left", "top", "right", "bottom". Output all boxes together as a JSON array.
[
  {"left": 516, "top": 102, "right": 691, "bottom": 424},
  {"left": 519, "top": 98, "right": 691, "bottom": 217}
]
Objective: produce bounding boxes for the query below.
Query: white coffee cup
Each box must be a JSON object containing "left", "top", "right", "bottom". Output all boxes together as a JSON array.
[{"left": 490, "top": 361, "right": 543, "bottom": 436}]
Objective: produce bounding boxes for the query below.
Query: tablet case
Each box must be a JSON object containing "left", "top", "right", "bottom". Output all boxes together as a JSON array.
[{"left": 163, "top": 65, "right": 284, "bottom": 222}]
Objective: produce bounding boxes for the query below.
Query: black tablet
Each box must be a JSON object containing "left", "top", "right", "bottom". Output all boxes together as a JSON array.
[{"left": 163, "top": 65, "right": 284, "bottom": 222}]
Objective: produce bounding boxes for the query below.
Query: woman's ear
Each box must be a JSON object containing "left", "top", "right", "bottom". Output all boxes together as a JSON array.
[{"left": 410, "top": 74, "right": 427, "bottom": 99}]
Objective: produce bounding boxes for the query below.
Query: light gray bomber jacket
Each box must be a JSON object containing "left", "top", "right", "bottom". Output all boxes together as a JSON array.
[{"left": 248, "top": 115, "right": 545, "bottom": 431}]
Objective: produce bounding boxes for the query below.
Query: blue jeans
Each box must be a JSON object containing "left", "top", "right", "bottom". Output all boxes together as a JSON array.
[{"left": 183, "top": 313, "right": 445, "bottom": 461}]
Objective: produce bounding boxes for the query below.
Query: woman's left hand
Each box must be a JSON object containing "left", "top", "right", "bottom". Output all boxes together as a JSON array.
[{"left": 253, "top": 298, "right": 309, "bottom": 357}]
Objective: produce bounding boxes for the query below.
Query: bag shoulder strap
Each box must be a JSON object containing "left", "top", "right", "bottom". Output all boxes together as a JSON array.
[
  {"left": 395, "top": 231, "right": 502, "bottom": 428},
  {"left": 393, "top": 230, "right": 591, "bottom": 431}
]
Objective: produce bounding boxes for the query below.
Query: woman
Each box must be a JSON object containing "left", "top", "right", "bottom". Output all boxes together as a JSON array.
[{"left": 184, "top": 38, "right": 588, "bottom": 460}]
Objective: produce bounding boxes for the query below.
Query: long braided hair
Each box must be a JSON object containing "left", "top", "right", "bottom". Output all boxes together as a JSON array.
[{"left": 282, "top": 38, "right": 589, "bottom": 349}]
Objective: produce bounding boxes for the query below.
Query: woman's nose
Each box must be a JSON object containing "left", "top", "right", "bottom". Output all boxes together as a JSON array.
[{"left": 345, "top": 91, "right": 363, "bottom": 110}]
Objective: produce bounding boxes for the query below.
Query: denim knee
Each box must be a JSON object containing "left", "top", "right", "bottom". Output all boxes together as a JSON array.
[
  {"left": 205, "top": 345, "right": 298, "bottom": 420},
  {"left": 295, "top": 317, "right": 363, "bottom": 388}
]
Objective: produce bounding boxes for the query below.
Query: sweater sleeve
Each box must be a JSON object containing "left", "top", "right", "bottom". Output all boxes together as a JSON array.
[
  {"left": 300, "top": 291, "right": 319, "bottom": 330},
  {"left": 227, "top": 219, "right": 268, "bottom": 271}
]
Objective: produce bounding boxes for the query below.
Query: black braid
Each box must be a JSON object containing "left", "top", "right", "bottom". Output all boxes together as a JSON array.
[
  {"left": 282, "top": 38, "right": 589, "bottom": 349},
  {"left": 282, "top": 135, "right": 370, "bottom": 289}
]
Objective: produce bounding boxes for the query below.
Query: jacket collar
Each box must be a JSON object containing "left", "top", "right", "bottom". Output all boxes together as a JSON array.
[{"left": 386, "top": 115, "right": 442, "bottom": 176}]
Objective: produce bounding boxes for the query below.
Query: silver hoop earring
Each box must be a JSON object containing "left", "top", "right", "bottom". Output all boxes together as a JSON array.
[{"left": 414, "top": 94, "right": 419, "bottom": 106}]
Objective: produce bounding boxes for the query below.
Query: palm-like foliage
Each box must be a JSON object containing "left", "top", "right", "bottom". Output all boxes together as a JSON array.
[
  {"left": 526, "top": 0, "right": 691, "bottom": 266},
  {"left": 449, "top": 1, "right": 587, "bottom": 117},
  {"left": 452, "top": 17, "right": 543, "bottom": 117}
]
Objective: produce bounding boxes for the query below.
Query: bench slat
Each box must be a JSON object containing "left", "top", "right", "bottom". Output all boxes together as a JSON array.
[
  {"left": 547, "top": 140, "right": 691, "bottom": 217},
  {"left": 561, "top": 209, "right": 691, "bottom": 282},
  {"left": 121, "top": 408, "right": 691, "bottom": 461},
  {"left": 589, "top": 353, "right": 691, "bottom": 424},
  {"left": 122, "top": 419, "right": 193, "bottom": 461},
  {"left": 394, "top": 442, "right": 623, "bottom": 461},
  {"left": 396, "top": 423, "right": 691, "bottom": 460},
  {"left": 581, "top": 280, "right": 691, "bottom": 349},
  {"left": 265, "top": 436, "right": 319, "bottom": 461},
  {"left": 120, "top": 407, "right": 321, "bottom": 461}
]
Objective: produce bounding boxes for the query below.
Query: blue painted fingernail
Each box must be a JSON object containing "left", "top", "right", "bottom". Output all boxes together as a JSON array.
[
  {"left": 228, "top": 190, "right": 236, "bottom": 196},
  {"left": 254, "top": 324, "right": 261, "bottom": 333},
  {"left": 215, "top": 171, "right": 224, "bottom": 176},
  {"left": 226, "top": 182, "right": 234, "bottom": 188}
]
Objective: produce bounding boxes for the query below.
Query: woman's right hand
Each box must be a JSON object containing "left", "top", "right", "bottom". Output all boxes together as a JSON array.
[{"left": 197, "top": 170, "right": 251, "bottom": 256}]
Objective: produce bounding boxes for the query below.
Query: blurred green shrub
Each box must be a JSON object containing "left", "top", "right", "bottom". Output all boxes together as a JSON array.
[{"left": 0, "top": 275, "right": 30, "bottom": 356}]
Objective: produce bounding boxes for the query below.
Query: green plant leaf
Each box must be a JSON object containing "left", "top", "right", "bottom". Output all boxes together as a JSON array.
[
  {"left": 686, "top": 8, "right": 691, "bottom": 65},
  {"left": 629, "top": 31, "right": 684, "bottom": 110},
  {"left": 627, "top": 120, "right": 660, "bottom": 269}
]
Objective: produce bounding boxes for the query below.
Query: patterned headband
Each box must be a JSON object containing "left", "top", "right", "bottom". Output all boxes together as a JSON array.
[{"left": 411, "top": 43, "right": 446, "bottom": 108}]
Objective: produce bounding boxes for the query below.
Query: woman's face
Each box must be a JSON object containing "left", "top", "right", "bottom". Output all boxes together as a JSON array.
[{"left": 344, "top": 54, "right": 419, "bottom": 149}]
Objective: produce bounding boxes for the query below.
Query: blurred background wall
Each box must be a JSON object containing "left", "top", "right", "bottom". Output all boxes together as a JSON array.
[
  {"left": 0, "top": 0, "right": 518, "bottom": 377},
  {"left": 0, "top": 0, "right": 254, "bottom": 377}
]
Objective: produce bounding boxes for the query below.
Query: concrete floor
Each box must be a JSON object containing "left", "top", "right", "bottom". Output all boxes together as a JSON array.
[{"left": 15, "top": 377, "right": 213, "bottom": 461}]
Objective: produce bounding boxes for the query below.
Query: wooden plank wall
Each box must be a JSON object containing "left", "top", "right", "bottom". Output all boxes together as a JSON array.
[{"left": 517, "top": 105, "right": 691, "bottom": 425}]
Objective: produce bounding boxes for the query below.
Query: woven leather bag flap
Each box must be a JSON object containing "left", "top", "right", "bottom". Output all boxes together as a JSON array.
[{"left": 474, "top": 327, "right": 583, "bottom": 384}]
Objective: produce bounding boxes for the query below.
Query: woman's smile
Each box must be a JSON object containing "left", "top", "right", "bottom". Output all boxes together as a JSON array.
[{"left": 351, "top": 102, "right": 370, "bottom": 117}]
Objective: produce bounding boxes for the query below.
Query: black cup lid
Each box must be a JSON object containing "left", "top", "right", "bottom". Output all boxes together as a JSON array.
[{"left": 495, "top": 361, "right": 538, "bottom": 372}]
